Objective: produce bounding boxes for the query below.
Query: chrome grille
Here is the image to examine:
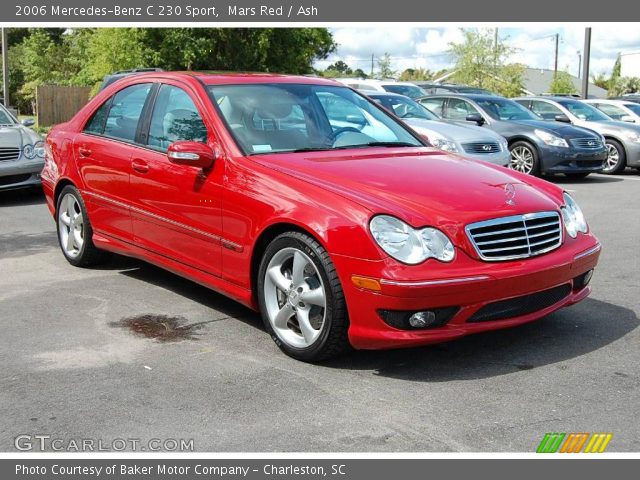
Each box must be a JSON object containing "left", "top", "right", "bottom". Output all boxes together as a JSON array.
[
  {"left": 461, "top": 141, "right": 501, "bottom": 154},
  {"left": 466, "top": 212, "right": 562, "bottom": 261},
  {"left": 0, "top": 147, "right": 20, "bottom": 161},
  {"left": 570, "top": 137, "right": 603, "bottom": 149}
]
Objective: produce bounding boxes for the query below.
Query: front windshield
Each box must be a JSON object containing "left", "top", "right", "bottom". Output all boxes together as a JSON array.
[
  {"left": 625, "top": 103, "right": 640, "bottom": 116},
  {"left": 0, "top": 106, "right": 17, "bottom": 125},
  {"left": 208, "top": 84, "right": 423, "bottom": 154},
  {"left": 558, "top": 100, "right": 610, "bottom": 121},
  {"left": 475, "top": 98, "right": 540, "bottom": 121},
  {"left": 375, "top": 95, "right": 438, "bottom": 120},
  {"left": 381, "top": 84, "right": 427, "bottom": 100}
]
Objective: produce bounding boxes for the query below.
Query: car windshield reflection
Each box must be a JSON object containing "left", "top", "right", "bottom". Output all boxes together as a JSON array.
[{"left": 207, "top": 84, "right": 423, "bottom": 155}]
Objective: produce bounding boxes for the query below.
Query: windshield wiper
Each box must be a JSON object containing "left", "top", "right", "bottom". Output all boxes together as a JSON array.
[{"left": 335, "top": 141, "right": 419, "bottom": 149}]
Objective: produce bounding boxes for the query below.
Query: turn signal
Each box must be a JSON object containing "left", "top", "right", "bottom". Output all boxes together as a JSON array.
[{"left": 351, "top": 276, "right": 381, "bottom": 292}]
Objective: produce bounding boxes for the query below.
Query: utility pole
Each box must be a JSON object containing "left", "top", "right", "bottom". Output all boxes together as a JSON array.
[
  {"left": 494, "top": 27, "right": 499, "bottom": 75},
  {"left": 581, "top": 28, "right": 592, "bottom": 99},
  {"left": 1, "top": 28, "right": 8, "bottom": 107},
  {"left": 577, "top": 51, "right": 582, "bottom": 79},
  {"left": 554, "top": 33, "right": 559, "bottom": 74},
  {"left": 370, "top": 53, "right": 374, "bottom": 78}
]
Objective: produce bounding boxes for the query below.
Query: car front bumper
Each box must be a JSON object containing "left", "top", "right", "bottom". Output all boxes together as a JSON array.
[
  {"left": 0, "top": 158, "right": 44, "bottom": 191},
  {"left": 538, "top": 146, "right": 607, "bottom": 174},
  {"left": 331, "top": 233, "right": 601, "bottom": 350},
  {"left": 463, "top": 150, "right": 511, "bottom": 166}
]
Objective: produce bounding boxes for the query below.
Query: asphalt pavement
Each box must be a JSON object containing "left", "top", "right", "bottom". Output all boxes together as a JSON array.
[{"left": 1, "top": 171, "right": 638, "bottom": 452}]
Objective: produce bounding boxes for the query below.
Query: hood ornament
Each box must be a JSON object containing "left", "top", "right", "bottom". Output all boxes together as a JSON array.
[{"left": 504, "top": 183, "right": 516, "bottom": 206}]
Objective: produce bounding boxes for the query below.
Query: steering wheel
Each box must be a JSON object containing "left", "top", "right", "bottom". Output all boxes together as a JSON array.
[{"left": 329, "top": 126, "right": 362, "bottom": 143}]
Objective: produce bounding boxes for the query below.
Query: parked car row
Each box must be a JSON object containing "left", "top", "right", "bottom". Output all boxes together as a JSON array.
[{"left": 335, "top": 78, "right": 640, "bottom": 177}]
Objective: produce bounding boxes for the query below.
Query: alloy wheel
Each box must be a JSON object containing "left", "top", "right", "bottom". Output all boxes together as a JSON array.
[
  {"left": 604, "top": 143, "right": 620, "bottom": 172},
  {"left": 509, "top": 146, "right": 534, "bottom": 174},
  {"left": 263, "top": 247, "right": 327, "bottom": 349},
  {"left": 58, "top": 193, "right": 84, "bottom": 258}
]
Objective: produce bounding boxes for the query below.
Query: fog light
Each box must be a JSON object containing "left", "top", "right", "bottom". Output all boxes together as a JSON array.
[
  {"left": 409, "top": 311, "right": 436, "bottom": 328},
  {"left": 583, "top": 269, "right": 594, "bottom": 286}
]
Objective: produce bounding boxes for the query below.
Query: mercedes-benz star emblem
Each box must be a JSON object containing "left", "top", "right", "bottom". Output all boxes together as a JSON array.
[{"left": 504, "top": 183, "right": 516, "bottom": 206}]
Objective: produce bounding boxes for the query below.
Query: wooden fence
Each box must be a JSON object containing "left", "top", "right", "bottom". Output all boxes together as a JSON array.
[{"left": 36, "top": 85, "right": 91, "bottom": 127}]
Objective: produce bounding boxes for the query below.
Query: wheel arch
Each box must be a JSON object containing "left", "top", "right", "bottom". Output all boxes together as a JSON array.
[
  {"left": 603, "top": 135, "right": 627, "bottom": 157},
  {"left": 250, "top": 222, "right": 327, "bottom": 305},
  {"left": 53, "top": 178, "right": 77, "bottom": 213}
]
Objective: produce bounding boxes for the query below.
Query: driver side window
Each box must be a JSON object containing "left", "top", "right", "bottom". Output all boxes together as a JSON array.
[
  {"left": 446, "top": 98, "right": 478, "bottom": 121},
  {"left": 147, "top": 85, "right": 207, "bottom": 151},
  {"left": 530, "top": 100, "right": 563, "bottom": 120}
]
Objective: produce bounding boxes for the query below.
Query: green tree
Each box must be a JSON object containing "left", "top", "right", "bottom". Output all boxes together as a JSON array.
[
  {"left": 549, "top": 70, "right": 577, "bottom": 95},
  {"left": 326, "top": 60, "right": 352, "bottom": 75},
  {"left": 376, "top": 53, "right": 395, "bottom": 79},
  {"left": 16, "top": 30, "right": 69, "bottom": 110},
  {"left": 398, "top": 68, "right": 434, "bottom": 81},
  {"left": 591, "top": 72, "right": 611, "bottom": 91},
  {"left": 609, "top": 77, "right": 640, "bottom": 96},
  {"left": 448, "top": 28, "right": 524, "bottom": 97}
]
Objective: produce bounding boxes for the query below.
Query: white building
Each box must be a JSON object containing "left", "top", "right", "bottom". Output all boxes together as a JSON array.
[{"left": 620, "top": 52, "right": 640, "bottom": 78}]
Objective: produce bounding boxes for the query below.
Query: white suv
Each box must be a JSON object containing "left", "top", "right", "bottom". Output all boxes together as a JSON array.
[{"left": 336, "top": 79, "right": 427, "bottom": 100}]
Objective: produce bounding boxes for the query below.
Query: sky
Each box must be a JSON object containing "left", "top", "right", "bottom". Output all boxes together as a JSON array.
[{"left": 314, "top": 25, "right": 640, "bottom": 78}]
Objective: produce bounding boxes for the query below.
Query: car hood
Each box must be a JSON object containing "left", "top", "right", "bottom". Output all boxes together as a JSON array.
[
  {"left": 578, "top": 119, "right": 640, "bottom": 134},
  {"left": 511, "top": 120, "right": 598, "bottom": 138},
  {"left": 253, "top": 147, "right": 563, "bottom": 242},
  {"left": 0, "top": 125, "right": 41, "bottom": 148},
  {"left": 404, "top": 118, "right": 504, "bottom": 143}
]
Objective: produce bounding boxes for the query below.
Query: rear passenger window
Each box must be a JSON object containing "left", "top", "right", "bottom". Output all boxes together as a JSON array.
[
  {"left": 147, "top": 85, "right": 207, "bottom": 151},
  {"left": 103, "top": 83, "right": 152, "bottom": 142},
  {"left": 83, "top": 98, "right": 112, "bottom": 134}
]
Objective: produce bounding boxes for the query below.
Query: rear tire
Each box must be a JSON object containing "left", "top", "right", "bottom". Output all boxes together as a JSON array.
[
  {"left": 56, "top": 185, "right": 108, "bottom": 267},
  {"left": 257, "top": 231, "right": 350, "bottom": 362},
  {"left": 601, "top": 139, "right": 627, "bottom": 174},
  {"left": 509, "top": 141, "right": 540, "bottom": 176}
]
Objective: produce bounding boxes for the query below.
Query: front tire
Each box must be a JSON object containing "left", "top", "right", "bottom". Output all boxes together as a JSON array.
[
  {"left": 257, "top": 232, "right": 350, "bottom": 362},
  {"left": 601, "top": 139, "right": 627, "bottom": 174},
  {"left": 56, "top": 185, "right": 107, "bottom": 267},
  {"left": 509, "top": 141, "right": 540, "bottom": 176}
]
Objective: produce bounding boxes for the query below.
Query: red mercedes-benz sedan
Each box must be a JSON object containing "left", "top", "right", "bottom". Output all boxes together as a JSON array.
[{"left": 42, "top": 72, "right": 601, "bottom": 361}]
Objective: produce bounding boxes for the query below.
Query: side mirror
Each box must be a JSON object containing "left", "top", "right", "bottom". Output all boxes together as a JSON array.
[
  {"left": 621, "top": 115, "right": 636, "bottom": 123},
  {"left": 167, "top": 141, "right": 217, "bottom": 169},
  {"left": 21, "top": 118, "right": 35, "bottom": 127},
  {"left": 466, "top": 113, "right": 485, "bottom": 125},
  {"left": 554, "top": 114, "right": 572, "bottom": 123}
]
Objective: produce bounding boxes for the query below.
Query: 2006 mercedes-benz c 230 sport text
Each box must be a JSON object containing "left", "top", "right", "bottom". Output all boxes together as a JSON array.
[{"left": 42, "top": 72, "right": 601, "bottom": 361}]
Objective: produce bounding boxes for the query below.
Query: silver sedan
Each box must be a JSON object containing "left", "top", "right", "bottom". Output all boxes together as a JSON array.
[
  {"left": 366, "top": 91, "right": 510, "bottom": 166},
  {"left": 0, "top": 104, "right": 45, "bottom": 191}
]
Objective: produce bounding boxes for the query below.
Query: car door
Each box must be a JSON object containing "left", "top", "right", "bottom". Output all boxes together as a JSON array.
[
  {"left": 127, "top": 81, "right": 224, "bottom": 276},
  {"left": 73, "top": 83, "right": 153, "bottom": 242}
]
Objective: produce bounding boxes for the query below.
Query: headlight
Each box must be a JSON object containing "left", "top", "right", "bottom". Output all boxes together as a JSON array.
[
  {"left": 430, "top": 134, "right": 459, "bottom": 153},
  {"left": 535, "top": 129, "right": 569, "bottom": 148},
  {"left": 561, "top": 192, "right": 588, "bottom": 238},
  {"left": 623, "top": 130, "right": 640, "bottom": 143},
  {"left": 22, "top": 144, "right": 36, "bottom": 159},
  {"left": 34, "top": 140, "right": 45, "bottom": 158},
  {"left": 369, "top": 215, "right": 455, "bottom": 264}
]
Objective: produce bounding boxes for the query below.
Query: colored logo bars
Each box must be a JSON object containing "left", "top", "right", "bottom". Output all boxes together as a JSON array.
[{"left": 536, "top": 433, "right": 613, "bottom": 453}]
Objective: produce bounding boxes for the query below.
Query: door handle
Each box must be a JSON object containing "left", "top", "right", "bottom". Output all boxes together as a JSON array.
[
  {"left": 78, "top": 147, "right": 92, "bottom": 158},
  {"left": 131, "top": 158, "right": 149, "bottom": 174}
]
